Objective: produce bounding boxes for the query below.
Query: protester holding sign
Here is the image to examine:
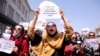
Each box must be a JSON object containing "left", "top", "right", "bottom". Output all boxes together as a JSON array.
[
  {"left": 0, "top": 25, "right": 14, "bottom": 56},
  {"left": 28, "top": 8, "right": 73, "bottom": 56},
  {"left": 82, "top": 31, "right": 100, "bottom": 56},
  {"left": 64, "top": 32, "right": 84, "bottom": 56},
  {"left": 0, "top": 25, "right": 29, "bottom": 56},
  {"left": 1, "top": 25, "right": 13, "bottom": 40},
  {"left": 9, "top": 25, "right": 29, "bottom": 56}
]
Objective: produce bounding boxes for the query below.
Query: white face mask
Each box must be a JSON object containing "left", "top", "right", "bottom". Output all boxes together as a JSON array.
[
  {"left": 5, "top": 29, "right": 11, "bottom": 34},
  {"left": 14, "top": 34, "right": 21, "bottom": 38}
]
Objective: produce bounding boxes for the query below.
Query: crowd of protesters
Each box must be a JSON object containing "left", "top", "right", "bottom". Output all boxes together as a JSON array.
[{"left": 0, "top": 8, "right": 100, "bottom": 56}]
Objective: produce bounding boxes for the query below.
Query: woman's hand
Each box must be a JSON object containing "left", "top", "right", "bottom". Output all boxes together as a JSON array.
[
  {"left": 82, "top": 42, "right": 88, "bottom": 48},
  {"left": 59, "top": 8, "right": 70, "bottom": 27},
  {"left": 59, "top": 8, "right": 64, "bottom": 18},
  {"left": 13, "top": 46, "right": 18, "bottom": 53},
  {"left": 73, "top": 44, "right": 81, "bottom": 51},
  {"left": 34, "top": 8, "right": 40, "bottom": 16}
]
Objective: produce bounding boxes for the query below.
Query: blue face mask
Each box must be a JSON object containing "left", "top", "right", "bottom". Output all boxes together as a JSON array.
[{"left": 5, "top": 29, "right": 11, "bottom": 34}]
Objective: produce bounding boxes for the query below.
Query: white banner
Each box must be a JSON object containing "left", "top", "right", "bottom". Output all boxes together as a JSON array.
[
  {"left": 96, "top": 37, "right": 100, "bottom": 43},
  {"left": 86, "top": 39, "right": 99, "bottom": 49},
  {"left": 39, "top": 1, "right": 61, "bottom": 19},
  {"left": 0, "top": 38, "right": 15, "bottom": 54}
]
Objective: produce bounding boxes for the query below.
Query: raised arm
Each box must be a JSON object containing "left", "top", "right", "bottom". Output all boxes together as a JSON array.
[
  {"left": 60, "top": 9, "right": 69, "bottom": 27},
  {"left": 59, "top": 9, "right": 73, "bottom": 36},
  {"left": 28, "top": 8, "right": 39, "bottom": 40}
]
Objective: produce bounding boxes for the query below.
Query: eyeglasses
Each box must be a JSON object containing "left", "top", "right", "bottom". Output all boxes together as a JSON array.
[
  {"left": 47, "top": 25, "right": 56, "bottom": 28},
  {"left": 14, "top": 28, "right": 22, "bottom": 30}
]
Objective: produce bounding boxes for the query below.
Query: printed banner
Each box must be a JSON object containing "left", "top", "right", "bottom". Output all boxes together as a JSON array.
[
  {"left": 39, "top": 1, "right": 61, "bottom": 19},
  {"left": 0, "top": 38, "right": 15, "bottom": 54}
]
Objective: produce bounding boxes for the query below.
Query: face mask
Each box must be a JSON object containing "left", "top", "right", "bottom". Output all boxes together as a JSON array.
[
  {"left": 2, "top": 33, "right": 10, "bottom": 40},
  {"left": 5, "top": 29, "right": 11, "bottom": 34},
  {"left": 14, "top": 34, "right": 21, "bottom": 38}
]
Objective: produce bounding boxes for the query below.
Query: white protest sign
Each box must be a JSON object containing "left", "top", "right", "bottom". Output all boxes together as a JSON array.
[
  {"left": 86, "top": 39, "right": 99, "bottom": 49},
  {"left": 96, "top": 37, "right": 100, "bottom": 43},
  {"left": 39, "top": 1, "right": 61, "bottom": 19},
  {"left": 0, "top": 38, "right": 15, "bottom": 54}
]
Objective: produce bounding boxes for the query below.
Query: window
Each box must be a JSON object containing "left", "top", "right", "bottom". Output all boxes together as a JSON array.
[
  {"left": 12, "top": 0, "right": 16, "bottom": 4},
  {"left": 21, "top": 5, "right": 25, "bottom": 14},
  {"left": 17, "top": 0, "right": 21, "bottom": 9},
  {"left": 0, "top": 0, "right": 4, "bottom": 11},
  {"left": 7, "top": 5, "right": 14, "bottom": 19},
  {"left": 14, "top": 12, "right": 20, "bottom": 23},
  {"left": 21, "top": 17, "right": 26, "bottom": 22},
  {"left": 25, "top": 10, "right": 27, "bottom": 18},
  {"left": 21, "top": 4, "right": 27, "bottom": 17},
  {"left": 20, "top": 17, "right": 23, "bottom": 22},
  {"left": 0, "top": 0, "right": 6, "bottom": 13}
]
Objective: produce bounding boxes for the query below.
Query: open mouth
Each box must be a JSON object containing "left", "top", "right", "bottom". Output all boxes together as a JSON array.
[{"left": 50, "top": 29, "right": 54, "bottom": 32}]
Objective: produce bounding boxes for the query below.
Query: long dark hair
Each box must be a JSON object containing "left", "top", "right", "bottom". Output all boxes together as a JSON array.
[{"left": 12, "top": 25, "right": 25, "bottom": 47}]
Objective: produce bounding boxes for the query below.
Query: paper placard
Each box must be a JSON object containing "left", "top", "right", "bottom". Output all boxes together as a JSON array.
[
  {"left": 86, "top": 39, "right": 99, "bottom": 49},
  {"left": 96, "top": 37, "right": 100, "bottom": 43},
  {"left": 0, "top": 38, "right": 15, "bottom": 54},
  {"left": 39, "top": 1, "right": 61, "bottom": 19}
]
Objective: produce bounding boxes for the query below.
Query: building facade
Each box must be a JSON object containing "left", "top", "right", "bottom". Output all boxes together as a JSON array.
[
  {"left": 95, "top": 26, "right": 100, "bottom": 37},
  {"left": 0, "top": 0, "right": 33, "bottom": 30}
]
